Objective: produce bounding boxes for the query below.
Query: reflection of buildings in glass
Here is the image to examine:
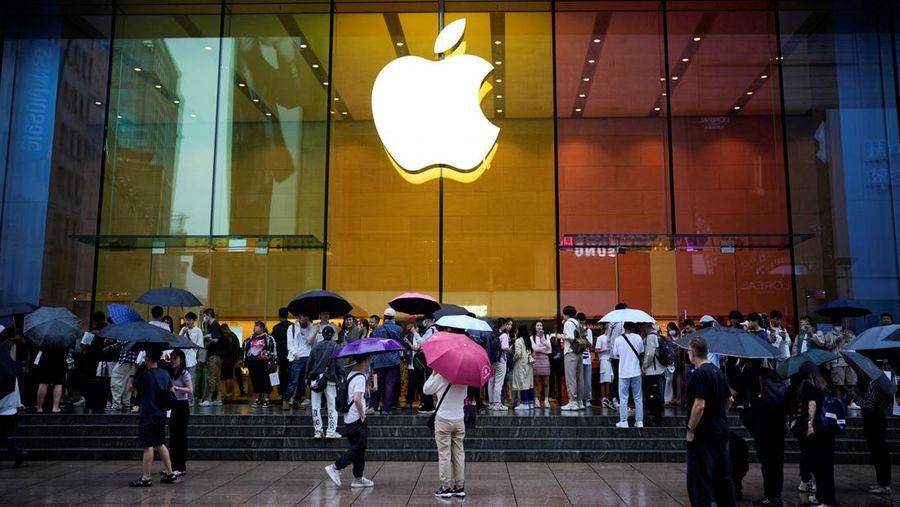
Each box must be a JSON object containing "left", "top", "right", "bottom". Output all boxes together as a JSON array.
[
  {"left": 40, "top": 37, "right": 109, "bottom": 309},
  {"left": 109, "top": 38, "right": 179, "bottom": 237},
  {"left": 228, "top": 36, "right": 303, "bottom": 234}
]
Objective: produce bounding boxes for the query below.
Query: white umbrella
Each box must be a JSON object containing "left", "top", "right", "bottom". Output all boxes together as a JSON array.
[
  {"left": 436, "top": 315, "right": 493, "bottom": 333},
  {"left": 600, "top": 308, "right": 655, "bottom": 324}
]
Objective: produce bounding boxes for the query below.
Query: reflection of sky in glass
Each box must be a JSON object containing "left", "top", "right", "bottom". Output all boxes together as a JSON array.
[{"left": 166, "top": 37, "right": 221, "bottom": 236}]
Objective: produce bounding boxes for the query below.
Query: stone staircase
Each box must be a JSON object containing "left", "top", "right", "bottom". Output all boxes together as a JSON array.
[{"left": 13, "top": 412, "right": 900, "bottom": 463}]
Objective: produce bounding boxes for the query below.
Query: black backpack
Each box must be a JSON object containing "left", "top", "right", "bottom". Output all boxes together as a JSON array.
[
  {"left": 488, "top": 333, "right": 503, "bottom": 363},
  {"left": 654, "top": 334, "right": 676, "bottom": 367},
  {"left": 336, "top": 371, "right": 365, "bottom": 414},
  {"left": 753, "top": 367, "right": 788, "bottom": 411}
]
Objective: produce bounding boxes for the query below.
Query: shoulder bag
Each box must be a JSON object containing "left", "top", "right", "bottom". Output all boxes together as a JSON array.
[{"left": 426, "top": 384, "right": 453, "bottom": 431}]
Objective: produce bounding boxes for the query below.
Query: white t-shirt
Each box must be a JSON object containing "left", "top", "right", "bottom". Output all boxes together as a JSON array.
[
  {"left": 582, "top": 328, "right": 594, "bottom": 365},
  {"left": 563, "top": 318, "right": 578, "bottom": 354},
  {"left": 612, "top": 333, "right": 644, "bottom": 379},
  {"left": 344, "top": 372, "right": 368, "bottom": 424},
  {"left": 287, "top": 322, "right": 312, "bottom": 360},
  {"left": 181, "top": 326, "right": 204, "bottom": 368},
  {"left": 423, "top": 373, "right": 467, "bottom": 421},
  {"left": 149, "top": 320, "right": 170, "bottom": 331}
]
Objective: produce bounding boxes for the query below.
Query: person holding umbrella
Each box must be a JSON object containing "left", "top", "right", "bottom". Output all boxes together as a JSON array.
[
  {"left": 34, "top": 345, "right": 68, "bottom": 413},
  {"left": 844, "top": 351, "right": 895, "bottom": 496},
  {"left": 794, "top": 361, "right": 838, "bottom": 507},
  {"left": 243, "top": 322, "right": 277, "bottom": 408},
  {"left": 421, "top": 331, "right": 493, "bottom": 499}
]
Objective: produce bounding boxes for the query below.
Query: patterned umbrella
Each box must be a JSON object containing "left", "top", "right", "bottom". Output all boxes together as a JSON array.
[{"left": 107, "top": 304, "right": 144, "bottom": 324}]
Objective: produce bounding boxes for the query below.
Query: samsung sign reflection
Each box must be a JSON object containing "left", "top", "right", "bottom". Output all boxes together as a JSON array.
[{"left": 371, "top": 19, "right": 500, "bottom": 184}]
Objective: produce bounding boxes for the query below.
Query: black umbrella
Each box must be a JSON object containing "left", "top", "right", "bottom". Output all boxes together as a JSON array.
[
  {"left": 675, "top": 326, "right": 779, "bottom": 359},
  {"left": 135, "top": 287, "right": 202, "bottom": 307},
  {"left": 841, "top": 350, "right": 896, "bottom": 398},
  {"left": 433, "top": 303, "right": 473, "bottom": 320},
  {"left": 815, "top": 299, "right": 871, "bottom": 319},
  {"left": 388, "top": 293, "right": 441, "bottom": 315},
  {"left": 777, "top": 348, "right": 839, "bottom": 378},
  {"left": 0, "top": 345, "right": 16, "bottom": 398},
  {"left": 287, "top": 290, "right": 352, "bottom": 317},
  {"left": 23, "top": 307, "right": 82, "bottom": 349},
  {"left": 98, "top": 321, "right": 198, "bottom": 352},
  {"left": 0, "top": 302, "right": 38, "bottom": 318}
]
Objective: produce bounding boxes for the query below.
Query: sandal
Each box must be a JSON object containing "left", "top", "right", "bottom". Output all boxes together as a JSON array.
[
  {"left": 160, "top": 473, "right": 178, "bottom": 484},
  {"left": 129, "top": 479, "right": 152, "bottom": 487}
]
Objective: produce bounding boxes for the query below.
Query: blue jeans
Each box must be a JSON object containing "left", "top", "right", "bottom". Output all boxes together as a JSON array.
[
  {"left": 618, "top": 376, "right": 643, "bottom": 424},
  {"left": 285, "top": 357, "right": 308, "bottom": 401}
]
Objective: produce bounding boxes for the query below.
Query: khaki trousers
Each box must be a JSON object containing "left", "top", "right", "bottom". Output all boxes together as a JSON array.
[
  {"left": 564, "top": 352, "right": 583, "bottom": 404},
  {"left": 434, "top": 416, "right": 465, "bottom": 489},
  {"left": 206, "top": 355, "right": 222, "bottom": 400}
]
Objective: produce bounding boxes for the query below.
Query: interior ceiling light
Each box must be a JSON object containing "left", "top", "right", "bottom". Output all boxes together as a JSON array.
[
  {"left": 496, "top": 109, "right": 503, "bottom": 113},
  {"left": 496, "top": 95, "right": 503, "bottom": 99},
  {"left": 671, "top": 76, "right": 679, "bottom": 80},
  {"left": 693, "top": 36, "right": 702, "bottom": 41},
  {"left": 654, "top": 107, "right": 661, "bottom": 111},
  {"left": 265, "top": 112, "right": 272, "bottom": 116},
  {"left": 761, "top": 74, "right": 769, "bottom": 79},
  {"left": 238, "top": 83, "right": 246, "bottom": 87},
  {"left": 300, "top": 44, "right": 308, "bottom": 49},
  {"left": 495, "top": 61, "right": 502, "bottom": 65},
  {"left": 659, "top": 77, "right": 665, "bottom": 81},
  {"left": 734, "top": 106, "right": 741, "bottom": 110},
  {"left": 746, "top": 91, "right": 754, "bottom": 95},
  {"left": 116, "top": 115, "right": 122, "bottom": 119},
  {"left": 583, "top": 77, "right": 590, "bottom": 82},
  {"left": 494, "top": 40, "right": 501, "bottom": 45},
  {"left": 204, "top": 46, "right": 213, "bottom": 51},
  {"left": 323, "top": 82, "right": 329, "bottom": 86},
  {"left": 334, "top": 97, "right": 340, "bottom": 101},
  {"left": 495, "top": 78, "right": 502, "bottom": 83},
  {"left": 312, "top": 64, "right": 320, "bottom": 68},
  {"left": 682, "top": 58, "right": 689, "bottom": 62},
  {"left": 190, "top": 113, "right": 197, "bottom": 118},
  {"left": 575, "top": 108, "right": 582, "bottom": 112},
  {"left": 661, "top": 92, "right": 667, "bottom": 96},
  {"left": 341, "top": 111, "right": 348, "bottom": 115},
  {"left": 578, "top": 93, "right": 585, "bottom": 97},
  {"left": 593, "top": 38, "right": 601, "bottom": 43},
  {"left": 154, "top": 84, "right": 162, "bottom": 89},
  {"left": 94, "top": 101, "right": 102, "bottom": 105},
  {"left": 173, "top": 99, "right": 180, "bottom": 104},
  {"left": 588, "top": 59, "right": 595, "bottom": 64},
  {"left": 133, "top": 67, "right": 142, "bottom": 72},
  {"left": 395, "top": 42, "right": 404, "bottom": 47},
  {"left": 252, "top": 98, "right": 259, "bottom": 103}
]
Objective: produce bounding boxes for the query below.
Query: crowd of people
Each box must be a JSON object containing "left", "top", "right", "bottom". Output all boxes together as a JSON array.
[{"left": 0, "top": 302, "right": 896, "bottom": 505}]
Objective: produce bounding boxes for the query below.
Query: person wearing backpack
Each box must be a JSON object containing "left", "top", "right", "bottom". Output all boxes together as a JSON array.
[
  {"left": 641, "top": 324, "right": 667, "bottom": 427},
  {"left": 326, "top": 354, "right": 375, "bottom": 489},
  {"left": 730, "top": 359, "right": 787, "bottom": 506},
  {"left": 797, "top": 361, "right": 837, "bottom": 507},
  {"left": 306, "top": 328, "right": 341, "bottom": 439},
  {"left": 612, "top": 322, "right": 644, "bottom": 427},
  {"left": 560, "top": 306, "right": 585, "bottom": 411}
]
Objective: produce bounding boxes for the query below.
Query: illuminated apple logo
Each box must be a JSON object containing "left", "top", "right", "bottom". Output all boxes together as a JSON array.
[{"left": 372, "top": 18, "right": 500, "bottom": 184}]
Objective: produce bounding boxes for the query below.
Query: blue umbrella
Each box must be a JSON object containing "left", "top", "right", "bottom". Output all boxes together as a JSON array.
[
  {"left": 135, "top": 287, "right": 202, "bottom": 307},
  {"left": 675, "top": 326, "right": 779, "bottom": 359},
  {"left": 815, "top": 299, "right": 871, "bottom": 318},
  {"left": 0, "top": 302, "right": 38, "bottom": 318},
  {"left": 846, "top": 324, "right": 900, "bottom": 351},
  {"left": 287, "top": 290, "right": 352, "bottom": 317},
  {"left": 23, "top": 307, "right": 82, "bottom": 349},
  {"left": 331, "top": 337, "right": 405, "bottom": 358},
  {"left": 841, "top": 350, "right": 896, "bottom": 397},
  {"left": 107, "top": 304, "right": 144, "bottom": 324},
  {"left": 97, "top": 321, "right": 197, "bottom": 352}
]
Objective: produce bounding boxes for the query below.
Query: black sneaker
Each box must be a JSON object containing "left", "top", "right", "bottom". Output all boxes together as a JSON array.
[
  {"left": 434, "top": 488, "right": 453, "bottom": 498},
  {"left": 160, "top": 473, "right": 178, "bottom": 484},
  {"left": 451, "top": 487, "right": 465, "bottom": 497}
]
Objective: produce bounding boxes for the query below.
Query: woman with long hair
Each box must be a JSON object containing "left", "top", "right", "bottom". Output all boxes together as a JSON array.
[
  {"left": 664, "top": 322, "right": 680, "bottom": 407},
  {"left": 512, "top": 324, "right": 534, "bottom": 411},
  {"left": 243, "top": 321, "right": 277, "bottom": 408},
  {"left": 358, "top": 318, "right": 371, "bottom": 339},
  {"left": 168, "top": 349, "right": 192, "bottom": 476},
  {"left": 530, "top": 321, "right": 552, "bottom": 409}
]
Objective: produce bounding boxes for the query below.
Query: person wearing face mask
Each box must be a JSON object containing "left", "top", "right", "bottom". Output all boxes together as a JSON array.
[
  {"left": 793, "top": 316, "right": 823, "bottom": 356},
  {"left": 767, "top": 310, "right": 792, "bottom": 364}
]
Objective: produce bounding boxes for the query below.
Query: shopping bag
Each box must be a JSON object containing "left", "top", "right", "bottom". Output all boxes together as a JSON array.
[{"left": 269, "top": 372, "right": 280, "bottom": 386}]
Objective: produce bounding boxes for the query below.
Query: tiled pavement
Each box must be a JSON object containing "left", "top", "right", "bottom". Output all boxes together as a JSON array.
[{"left": 0, "top": 460, "right": 896, "bottom": 506}]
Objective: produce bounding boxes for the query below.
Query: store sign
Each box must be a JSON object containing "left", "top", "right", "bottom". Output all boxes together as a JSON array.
[{"left": 372, "top": 18, "right": 500, "bottom": 184}]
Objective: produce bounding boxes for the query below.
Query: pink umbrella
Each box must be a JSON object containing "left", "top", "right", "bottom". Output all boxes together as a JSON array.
[
  {"left": 421, "top": 331, "right": 493, "bottom": 387},
  {"left": 388, "top": 292, "right": 441, "bottom": 315}
]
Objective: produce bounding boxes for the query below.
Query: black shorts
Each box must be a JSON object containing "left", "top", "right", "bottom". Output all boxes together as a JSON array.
[{"left": 138, "top": 416, "right": 167, "bottom": 447}]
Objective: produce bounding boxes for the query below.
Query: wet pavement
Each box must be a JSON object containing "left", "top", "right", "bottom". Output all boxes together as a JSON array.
[{"left": 0, "top": 459, "right": 895, "bottom": 506}]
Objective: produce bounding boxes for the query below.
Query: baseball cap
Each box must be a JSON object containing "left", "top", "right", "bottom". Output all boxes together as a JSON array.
[
  {"left": 384, "top": 307, "right": 396, "bottom": 318},
  {"left": 699, "top": 315, "right": 715, "bottom": 324}
]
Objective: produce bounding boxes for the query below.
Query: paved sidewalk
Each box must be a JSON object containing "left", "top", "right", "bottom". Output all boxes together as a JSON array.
[{"left": 0, "top": 460, "right": 895, "bottom": 506}]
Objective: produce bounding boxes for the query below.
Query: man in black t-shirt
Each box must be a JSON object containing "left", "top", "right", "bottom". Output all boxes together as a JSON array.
[
  {"left": 128, "top": 349, "right": 176, "bottom": 487},
  {"left": 272, "top": 308, "right": 292, "bottom": 403},
  {"left": 685, "top": 336, "right": 736, "bottom": 507},
  {"left": 201, "top": 309, "right": 224, "bottom": 407}
]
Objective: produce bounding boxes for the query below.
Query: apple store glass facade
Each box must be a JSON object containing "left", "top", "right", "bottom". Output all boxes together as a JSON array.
[{"left": 1, "top": 0, "right": 899, "bottom": 330}]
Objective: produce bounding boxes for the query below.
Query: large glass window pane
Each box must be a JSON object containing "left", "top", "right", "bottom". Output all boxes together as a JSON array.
[
  {"left": 441, "top": 8, "right": 556, "bottom": 319},
  {"left": 213, "top": 11, "right": 330, "bottom": 238},
  {"left": 327, "top": 9, "right": 440, "bottom": 314},
  {"left": 103, "top": 12, "right": 221, "bottom": 235}
]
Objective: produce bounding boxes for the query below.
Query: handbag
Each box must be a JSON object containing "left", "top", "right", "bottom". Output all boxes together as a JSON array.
[{"left": 426, "top": 384, "right": 452, "bottom": 431}]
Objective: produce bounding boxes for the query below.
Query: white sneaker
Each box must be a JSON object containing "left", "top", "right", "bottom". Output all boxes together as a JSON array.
[
  {"left": 199, "top": 400, "right": 211, "bottom": 407},
  {"left": 325, "top": 431, "right": 342, "bottom": 439},
  {"left": 798, "top": 481, "right": 814, "bottom": 492},
  {"left": 561, "top": 403, "right": 577, "bottom": 411},
  {"left": 577, "top": 402, "right": 585, "bottom": 410},
  {"left": 635, "top": 421, "right": 644, "bottom": 428},
  {"left": 301, "top": 399, "right": 311, "bottom": 407},
  {"left": 325, "top": 464, "right": 342, "bottom": 487},
  {"left": 612, "top": 399, "right": 620, "bottom": 409},
  {"left": 212, "top": 400, "right": 223, "bottom": 406},
  {"left": 351, "top": 477, "right": 375, "bottom": 488},
  {"left": 514, "top": 404, "right": 529, "bottom": 411},
  {"left": 847, "top": 402, "right": 861, "bottom": 410},
  {"left": 615, "top": 421, "right": 629, "bottom": 429}
]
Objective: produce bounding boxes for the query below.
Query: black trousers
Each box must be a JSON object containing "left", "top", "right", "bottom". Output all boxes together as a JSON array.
[
  {"left": 752, "top": 418, "right": 785, "bottom": 499},
  {"left": 642, "top": 374, "right": 664, "bottom": 424},
  {"left": 863, "top": 410, "right": 891, "bottom": 487},
  {"left": 0, "top": 415, "right": 22, "bottom": 460},
  {"left": 811, "top": 432, "right": 837, "bottom": 505},
  {"left": 276, "top": 359, "right": 290, "bottom": 398},
  {"left": 335, "top": 420, "right": 367, "bottom": 479},
  {"left": 169, "top": 400, "right": 190, "bottom": 472},
  {"left": 686, "top": 435, "right": 737, "bottom": 507},
  {"left": 797, "top": 432, "right": 814, "bottom": 483}
]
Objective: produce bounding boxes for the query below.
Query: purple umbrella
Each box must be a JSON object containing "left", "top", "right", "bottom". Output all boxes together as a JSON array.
[{"left": 331, "top": 337, "right": 404, "bottom": 359}]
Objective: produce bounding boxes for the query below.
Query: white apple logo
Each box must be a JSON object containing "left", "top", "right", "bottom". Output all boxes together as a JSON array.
[{"left": 371, "top": 18, "right": 500, "bottom": 183}]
